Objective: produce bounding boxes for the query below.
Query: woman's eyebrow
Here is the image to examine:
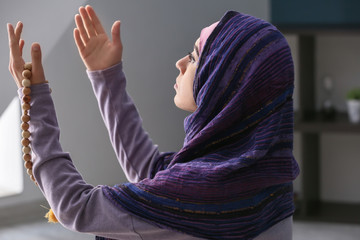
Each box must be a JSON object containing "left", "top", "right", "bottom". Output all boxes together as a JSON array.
[{"left": 194, "top": 44, "right": 199, "bottom": 57}]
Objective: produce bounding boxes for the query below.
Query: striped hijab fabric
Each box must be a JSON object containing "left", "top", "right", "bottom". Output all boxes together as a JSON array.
[{"left": 101, "top": 11, "right": 299, "bottom": 240}]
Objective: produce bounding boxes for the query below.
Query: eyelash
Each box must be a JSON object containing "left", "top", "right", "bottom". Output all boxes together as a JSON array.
[{"left": 188, "top": 52, "right": 196, "bottom": 63}]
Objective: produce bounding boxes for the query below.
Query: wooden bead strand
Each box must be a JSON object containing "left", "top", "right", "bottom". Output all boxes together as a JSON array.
[
  {"left": 19, "top": 63, "right": 57, "bottom": 223},
  {"left": 21, "top": 62, "right": 36, "bottom": 184}
]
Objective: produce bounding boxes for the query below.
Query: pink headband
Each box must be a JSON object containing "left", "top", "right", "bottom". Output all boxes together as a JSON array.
[{"left": 199, "top": 21, "right": 219, "bottom": 55}]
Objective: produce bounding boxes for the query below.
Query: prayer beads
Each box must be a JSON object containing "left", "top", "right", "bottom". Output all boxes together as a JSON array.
[
  {"left": 21, "top": 63, "right": 36, "bottom": 184},
  {"left": 19, "top": 64, "right": 56, "bottom": 222}
]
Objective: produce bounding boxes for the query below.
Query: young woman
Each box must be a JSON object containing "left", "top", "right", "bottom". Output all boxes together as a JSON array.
[{"left": 8, "top": 5, "right": 299, "bottom": 240}]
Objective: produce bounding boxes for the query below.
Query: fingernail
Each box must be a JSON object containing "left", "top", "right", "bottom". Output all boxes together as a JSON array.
[{"left": 33, "top": 45, "right": 40, "bottom": 51}]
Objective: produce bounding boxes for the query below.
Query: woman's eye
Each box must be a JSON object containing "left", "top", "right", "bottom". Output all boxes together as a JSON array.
[{"left": 188, "top": 52, "right": 196, "bottom": 63}]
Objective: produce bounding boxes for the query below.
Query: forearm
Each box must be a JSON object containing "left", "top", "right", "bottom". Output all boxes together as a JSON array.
[
  {"left": 87, "top": 63, "right": 160, "bottom": 182},
  {"left": 18, "top": 84, "right": 142, "bottom": 238},
  {"left": 19, "top": 84, "right": 92, "bottom": 226}
]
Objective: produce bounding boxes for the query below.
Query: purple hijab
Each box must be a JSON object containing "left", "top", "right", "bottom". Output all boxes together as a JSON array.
[{"left": 100, "top": 11, "right": 299, "bottom": 240}]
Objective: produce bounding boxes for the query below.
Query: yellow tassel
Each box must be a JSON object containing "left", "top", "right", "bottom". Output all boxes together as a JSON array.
[{"left": 45, "top": 208, "right": 59, "bottom": 223}]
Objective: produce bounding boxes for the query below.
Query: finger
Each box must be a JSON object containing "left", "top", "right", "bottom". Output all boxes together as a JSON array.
[
  {"left": 74, "top": 28, "right": 85, "bottom": 52},
  {"left": 9, "top": 57, "right": 14, "bottom": 75},
  {"left": 79, "top": 6, "right": 96, "bottom": 37},
  {"left": 7, "top": 24, "right": 14, "bottom": 73},
  {"left": 8, "top": 23, "right": 25, "bottom": 76},
  {"left": 19, "top": 39, "right": 25, "bottom": 56},
  {"left": 7, "top": 23, "right": 15, "bottom": 45},
  {"left": 75, "top": 14, "right": 89, "bottom": 44},
  {"left": 111, "top": 21, "right": 122, "bottom": 46},
  {"left": 8, "top": 23, "right": 21, "bottom": 62},
  {"left": 14, "top": 21, "right": 23, "bottom": 43},
  {"left": 31, "top": 43, "right": 46, "bottom": 83},
  {"left": 86, "top": 5, "right": 105, "bottom": 34}
]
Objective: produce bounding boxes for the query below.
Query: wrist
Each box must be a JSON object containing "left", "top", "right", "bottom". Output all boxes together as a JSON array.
[
  {"left": 17, "top": 80, "right": 49, "bottom": 89},
  {"left": 86, "top": 61, "right": 123, "bottom": 74}
]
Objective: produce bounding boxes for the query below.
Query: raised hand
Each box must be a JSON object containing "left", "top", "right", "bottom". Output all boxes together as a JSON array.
[
  {"left": 7, "top": 22, "right": 46, "bottom": 88},
  {"left": 74, "top": 5, "right": 123, "bottom": 71}
]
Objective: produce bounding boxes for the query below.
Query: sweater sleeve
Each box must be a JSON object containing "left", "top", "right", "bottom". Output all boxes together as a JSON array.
[
  {"left": 17, "top": 84, "right": 201, "bottom": 240},
  {"left": 17, "top": 84, "right": 199, "bottom": 239},
  {"left": 86, "top": 63, "right": 160, "bottom": 183},
  {"left": 17, "top": 84, "right": 142, "bottom": 238}
]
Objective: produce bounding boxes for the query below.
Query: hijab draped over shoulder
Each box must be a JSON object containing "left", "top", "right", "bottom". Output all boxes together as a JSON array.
[{"left": 101, "top": 11, "right": 299, "bottom": 240}]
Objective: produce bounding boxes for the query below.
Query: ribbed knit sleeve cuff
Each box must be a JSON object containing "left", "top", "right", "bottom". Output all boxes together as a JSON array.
[
  {"left": 17, "top": 83, "right": 51, "bottom": 100},
  {"left": 86, "top": 62, "right": 123, "bottom": 82}
]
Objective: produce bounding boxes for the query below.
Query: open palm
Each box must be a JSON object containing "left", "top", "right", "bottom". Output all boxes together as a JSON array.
[{"left": 74, "top": 6, "right": 123, "bottom": 71}]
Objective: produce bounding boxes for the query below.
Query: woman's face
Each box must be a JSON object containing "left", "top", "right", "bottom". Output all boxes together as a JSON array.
[{"left": 174, "top": 38, "right": 200, "bottom": 112}]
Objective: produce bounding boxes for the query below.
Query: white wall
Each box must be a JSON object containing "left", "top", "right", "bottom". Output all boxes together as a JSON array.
[{"left": 0, "top": 0, "right": 269, "bottom": 209}]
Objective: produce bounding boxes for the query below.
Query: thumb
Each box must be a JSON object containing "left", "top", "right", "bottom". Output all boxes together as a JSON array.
[
  {"left": 111, "top": 20, "right": 122, "bottom": 46},
  {"left": 31, "top": 43, "right": 46, "bottom": 84}
]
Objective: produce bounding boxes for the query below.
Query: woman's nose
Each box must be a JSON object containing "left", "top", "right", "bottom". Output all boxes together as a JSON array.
[{"left": 176, "top": 56, "right": 187, "bottom": 74}]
